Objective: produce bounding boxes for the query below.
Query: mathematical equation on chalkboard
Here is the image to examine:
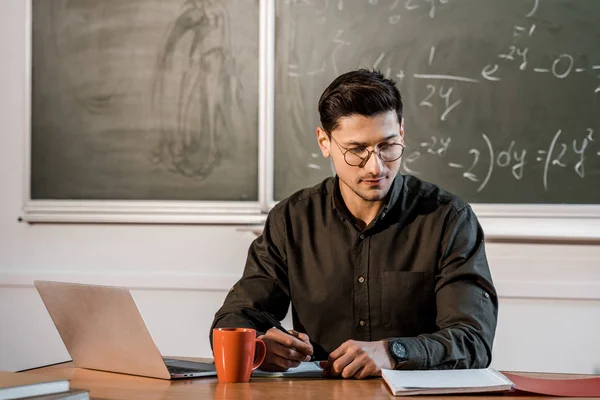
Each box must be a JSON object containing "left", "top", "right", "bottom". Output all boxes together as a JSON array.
[
  {"left": 364, "top": 0, "right": 600, "bottom": 122},
  {"left": 287, "top": 0, "right": 600, "bottom": 105},
  {"left": 279, "top": 0, "right": 600, "bottom": 200},
  {"left": 292, "top": 0, "right": 452, "bottom": 21},
  {"left": 401, "top": 128, "right": 597, "bottom": 192}
]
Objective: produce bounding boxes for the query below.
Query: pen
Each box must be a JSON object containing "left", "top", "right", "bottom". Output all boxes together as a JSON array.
[{"left": 260, "top": 311, "right": 316, "bottom": 361}]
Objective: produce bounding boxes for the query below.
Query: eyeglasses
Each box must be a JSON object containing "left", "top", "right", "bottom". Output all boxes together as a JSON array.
[{"left": 328, "top": 134, "right": 405, "bottom": 168}]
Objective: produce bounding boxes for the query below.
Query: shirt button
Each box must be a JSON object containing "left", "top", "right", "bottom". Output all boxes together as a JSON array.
[
  {"left": 359, "top": 320, "right": 366, "bottom": 327},
  {"left": 358, "top": 276, "right": 365, "bottom": 283}
]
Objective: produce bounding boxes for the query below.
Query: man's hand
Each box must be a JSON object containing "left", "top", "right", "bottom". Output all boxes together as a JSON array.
[
  {"left": 257, "top": 328, "right": 314, "bottom": 372},
  {"left": 323, "top": 340, "right": 396, "bottom": 379}
]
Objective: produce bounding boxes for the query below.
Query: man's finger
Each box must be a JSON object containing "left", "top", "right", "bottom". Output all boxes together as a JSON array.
[
  {"left": 265, "top": 328, "right": 313, "bottom": 355},
  {"left": 341, "top": 357, "right": 365, "bottom": 379},
  {"left": 328, "top": 341, "right": 349, "bottom": 361},
  {"left": 329, "top": 350, "right": 354, "bottom": 376},
  {"left": 319, "top": 360, "right": 330, "bottom": 376},
  {"left": 271, "top": 355, "right": 302, "bottom": 369},
  {"left": 356, "top": 363, "right": 377, "bottom": 380},
  {"left": 289, "top": 330, "right": 314, "bottom": 360},
  {"left": 269, "top": 340, "right": 309, "bottom": 362},
  {"left": 259, "top": 361, "right": 288, "bottom": 373},
  {"left": 260, "top": 342, "right": 303, "bottom": 371},
  {"left": 289, "top": 330, "right": 310, "bottom": 344},
  {"left": 352, "top": 367, "right": 367, "bottom": 379}
]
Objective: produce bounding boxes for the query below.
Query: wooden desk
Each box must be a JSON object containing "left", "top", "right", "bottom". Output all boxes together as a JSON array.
[{"left": 24, "top": 359, "right": 594, "bottom": 400}]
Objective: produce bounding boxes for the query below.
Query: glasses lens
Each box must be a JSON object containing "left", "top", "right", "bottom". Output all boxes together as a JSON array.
[
  {"left": 344, "top": 150, "right": 368, "bottom": 166},
  {"left": 379, "top": 144, "right": 404, "bottom": 162}
]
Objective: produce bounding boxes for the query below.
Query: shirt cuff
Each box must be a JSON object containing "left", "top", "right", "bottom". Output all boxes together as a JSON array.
[{"left": 393, "top": 337, "right": 429, "bottom": 370}]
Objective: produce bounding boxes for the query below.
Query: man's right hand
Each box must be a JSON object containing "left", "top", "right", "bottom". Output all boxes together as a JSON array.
[{"left": 257, "top": 328, "right": 314, "bottom": 372}]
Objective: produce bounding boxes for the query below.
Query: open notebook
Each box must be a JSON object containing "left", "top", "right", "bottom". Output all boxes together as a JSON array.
[
  {"left": 252, "top": 361, "right": 323, "bottom": 378},
  {"left": 381, "top": 368, "right": 514, "bottom": 396}
]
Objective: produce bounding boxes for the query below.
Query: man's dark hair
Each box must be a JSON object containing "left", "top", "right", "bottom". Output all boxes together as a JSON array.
[{"left": 317, "top": 69, "right": 403, "bottom": 133}]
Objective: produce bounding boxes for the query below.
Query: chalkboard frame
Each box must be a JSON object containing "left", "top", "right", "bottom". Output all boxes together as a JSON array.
[
  {"left": 22, "top": 0, "right": 267, "bottom": 224},
  {"left": 21, "top": 0, "right": 600, "bottom": 240}
]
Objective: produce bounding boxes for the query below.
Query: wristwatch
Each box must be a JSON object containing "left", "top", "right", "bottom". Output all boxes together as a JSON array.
[{"left": 388, "top": 339, "right": 409, "bottom": 367}]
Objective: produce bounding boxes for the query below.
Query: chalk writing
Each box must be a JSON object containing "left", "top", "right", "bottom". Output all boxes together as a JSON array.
[
  {"left": 276, "top": 0, "right": 600, "bottom": 202},
  {"left": 401, "top": 129, "right": 597, "bottom": 192}
]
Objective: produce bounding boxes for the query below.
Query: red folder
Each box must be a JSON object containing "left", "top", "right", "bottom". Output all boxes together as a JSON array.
[{"left": 503, "top": 372, "right": 600, "bottom": 397}]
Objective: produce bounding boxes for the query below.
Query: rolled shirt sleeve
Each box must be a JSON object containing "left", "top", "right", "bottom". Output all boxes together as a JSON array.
[{"left": 391, "top": 206, "right": 498, "bottom": 369}]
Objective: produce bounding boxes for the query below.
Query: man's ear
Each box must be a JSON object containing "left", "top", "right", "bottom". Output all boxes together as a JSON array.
[
  {"left": 399, "top": 118, "right": 405, "bottom": 144},
  {"left": 316, "top": 127, "right": 331, "bottom": 158}
]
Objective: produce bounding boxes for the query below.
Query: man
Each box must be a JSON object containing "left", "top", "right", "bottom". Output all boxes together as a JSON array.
[{"left": 211, "top": 69, "right": 498, "bottom": 379}]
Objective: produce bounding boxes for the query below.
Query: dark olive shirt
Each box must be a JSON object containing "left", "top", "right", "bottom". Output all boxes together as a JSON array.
[{"left": 211, "top": 174, "right": 498, "bottom": 369}]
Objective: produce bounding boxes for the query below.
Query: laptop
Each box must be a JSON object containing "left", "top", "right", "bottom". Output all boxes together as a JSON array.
[{"left": 34, "top": 280, "right": 217, "bottom": 380}]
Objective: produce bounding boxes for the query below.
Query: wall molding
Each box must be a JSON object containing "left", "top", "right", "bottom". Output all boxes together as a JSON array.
[
  {"left": 0, "top": 272, "right": 239, "bottom": 292},
  {"left": 1, "top": 272, "right": 599, "bottom": 301},
  {"left": 493, "top": 280, "right": 600, "bottom": 301}
]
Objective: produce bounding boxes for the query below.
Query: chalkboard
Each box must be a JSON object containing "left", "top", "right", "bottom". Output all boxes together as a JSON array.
[
  {"left": 274, "top": 0, "right": 600, "bottom": 204},
  {"left": 31, "top": 0, "right": 259, "bottom": 201}
]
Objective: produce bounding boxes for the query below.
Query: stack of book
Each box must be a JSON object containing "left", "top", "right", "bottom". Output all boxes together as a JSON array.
[{"left": 0, "top": 371, "right": 88, "bottom": 400}]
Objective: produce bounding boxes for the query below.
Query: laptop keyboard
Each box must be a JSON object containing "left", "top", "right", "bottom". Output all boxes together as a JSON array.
[
  {"left": 167, "top": 365, "right": 210, "bottom": 374},
  {"left": 164, "top": 358, "right": 216, "bottom": 375}
]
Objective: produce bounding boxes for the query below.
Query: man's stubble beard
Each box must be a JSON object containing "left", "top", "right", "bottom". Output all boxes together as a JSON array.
[{"left": 338, "top": 174, "right": 390, "bottom": 203}]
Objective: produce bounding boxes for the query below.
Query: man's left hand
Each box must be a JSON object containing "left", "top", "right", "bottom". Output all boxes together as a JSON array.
[{"left": 322, "top": 340, "right": 396, "bottom": 379}]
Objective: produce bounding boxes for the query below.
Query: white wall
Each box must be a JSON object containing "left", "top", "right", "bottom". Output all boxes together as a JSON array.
[{"left": 1, "top": 0, "right": 599, "bottom": 375}]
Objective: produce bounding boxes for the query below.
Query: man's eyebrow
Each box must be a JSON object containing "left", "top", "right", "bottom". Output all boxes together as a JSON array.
[{"left": 346, "top": 134, "right": 399, "bottom": 146}]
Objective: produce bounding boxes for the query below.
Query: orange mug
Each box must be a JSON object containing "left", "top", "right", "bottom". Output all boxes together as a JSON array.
[{"left": 212, "top": 328, "right": 266, "bottom": 383}]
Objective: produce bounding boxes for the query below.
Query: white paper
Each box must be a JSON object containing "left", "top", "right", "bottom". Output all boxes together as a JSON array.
[
  {"left": 381, "top": 368, "right": 514, "bottom": 396},
  {"left": 252, "top": 361, "right": 323, "bottom": 378},
  {"left": 384, "top": 368, "right": 512, "bottom": 388}
]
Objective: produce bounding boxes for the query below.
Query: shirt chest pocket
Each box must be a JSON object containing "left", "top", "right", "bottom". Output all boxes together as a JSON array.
[{"left": 381, "top": 271, "right": 437, "bottom": 333}]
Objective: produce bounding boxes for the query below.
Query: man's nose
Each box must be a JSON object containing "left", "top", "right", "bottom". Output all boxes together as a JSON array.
[{"left": 363, "top": 150, "right": 383, "bottom": 175}]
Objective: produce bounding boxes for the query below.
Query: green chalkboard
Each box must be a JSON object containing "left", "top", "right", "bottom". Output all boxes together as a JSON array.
[{"left": 274, "top": 0, "right": 600, "bottom": 204}]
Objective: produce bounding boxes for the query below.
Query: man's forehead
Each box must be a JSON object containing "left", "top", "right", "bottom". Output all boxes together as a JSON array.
[
  {"left": 333, "top": 112, "right": 401, "bottom": 143},
  {"left": 336, "top": 111, "right": 400, "bottom": 129}
]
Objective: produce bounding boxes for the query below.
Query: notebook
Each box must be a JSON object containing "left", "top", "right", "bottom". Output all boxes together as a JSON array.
[
  {"left": 0, "top": 371, "right": 70, "bottom": 400},
  {"left": 252, "top": 361, "right": 324, "bottom": 378},
  {"left": 21, "top": 389, "right": 89, "bottom": 400},
  {"left": 381, "top": 368, "right": 514, "bottom": 396}
]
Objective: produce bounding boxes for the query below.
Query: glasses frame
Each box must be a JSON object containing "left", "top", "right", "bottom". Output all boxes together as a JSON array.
[{"left": 327, "top": 133, "right": 405, "bottom": 168}]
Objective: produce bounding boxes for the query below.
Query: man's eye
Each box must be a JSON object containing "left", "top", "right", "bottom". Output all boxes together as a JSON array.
[{"left": 349, "top": 147, "right": 366, "bottom": 155}]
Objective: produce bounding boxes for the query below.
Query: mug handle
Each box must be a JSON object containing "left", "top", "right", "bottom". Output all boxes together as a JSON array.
[{"left": 252, "top": 338, "right": 267, "bottom": 370}]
